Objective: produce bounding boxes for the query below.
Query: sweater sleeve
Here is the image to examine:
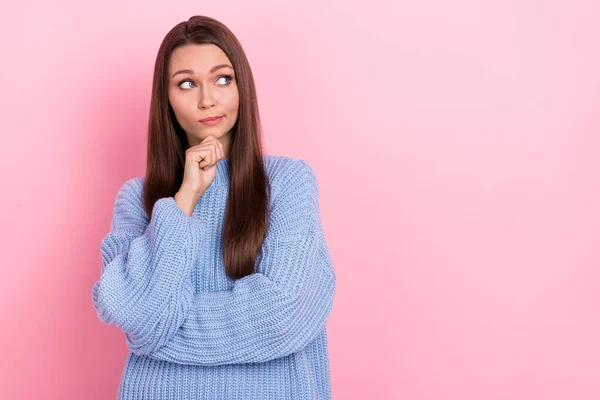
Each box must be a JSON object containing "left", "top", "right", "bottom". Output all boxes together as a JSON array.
[
  {"left": 91, "top": 177, "right": 206, "bottom": 355},
  {"left": 143, "top": 159, "right": 337, "bottom": 366}
]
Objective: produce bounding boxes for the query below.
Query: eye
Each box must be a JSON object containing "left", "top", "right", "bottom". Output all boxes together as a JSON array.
[
  {"left": 178, "top": 80, "right": 194, "bottom": 89},
  {"left": 216, "top": 75, "right": 233, "bottom": 85},
  {"left": 177, "top": 75, "right": 233, "bottom": 89}
]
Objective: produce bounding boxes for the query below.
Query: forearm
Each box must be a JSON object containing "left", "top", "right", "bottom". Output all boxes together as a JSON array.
[
  {"left": 92, "top": 196, "right": 207, "bottom": 354},
  {"left": 146, "top": 231, "right": 336, "bottom": 366}
]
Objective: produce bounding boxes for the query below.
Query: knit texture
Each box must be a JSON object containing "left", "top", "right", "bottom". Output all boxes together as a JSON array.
[{"left": 91, "top": 155, "right": 336, "bottom": 399}]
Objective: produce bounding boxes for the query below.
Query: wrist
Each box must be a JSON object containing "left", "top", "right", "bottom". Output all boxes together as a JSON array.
[{"left": 174, "top": 189, "right": 202, "bottom": 216}]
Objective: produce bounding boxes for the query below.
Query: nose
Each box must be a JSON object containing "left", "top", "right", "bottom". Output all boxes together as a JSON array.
[{"left": 198, "top": 85, "right": 216, "bottom": 109}]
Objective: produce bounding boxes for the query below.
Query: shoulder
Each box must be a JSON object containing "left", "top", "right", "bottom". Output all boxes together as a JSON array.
[
  {"left": 263, "top": 155, "right": 319, "bottom": 197},
  {"left": 114, "top": 176, "right": 145, "bottom": 208},
  {"left": 118, "top": 176, "right": 145, "bottom": 195},
  {"left": 124, "top": 157, "right": 315, "bottom": 194},
  {"left": 263, "top": 155, "right": 322, "bottom": 237},
  {"left": 110, "top": 176, "right": 148, "bottom": 229}
]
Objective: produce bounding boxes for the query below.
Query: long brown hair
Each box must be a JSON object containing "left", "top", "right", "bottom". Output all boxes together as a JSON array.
[{"left": 143, "top": 15, "right": 270, "bottom": 280}]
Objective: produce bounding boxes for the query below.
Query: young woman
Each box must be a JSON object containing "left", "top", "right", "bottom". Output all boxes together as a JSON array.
[{"left": 91, "top": 15, "right": 337, "bottom": 399}]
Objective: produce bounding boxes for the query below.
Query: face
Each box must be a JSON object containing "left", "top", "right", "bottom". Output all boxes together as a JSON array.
[{"left": 168, "top": 43, "right": 239, "bottom": 153}]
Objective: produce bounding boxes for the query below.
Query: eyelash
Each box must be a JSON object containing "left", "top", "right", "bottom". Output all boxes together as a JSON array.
[{"left": 178, "top": 75, "right": 233, "bottom": 89}]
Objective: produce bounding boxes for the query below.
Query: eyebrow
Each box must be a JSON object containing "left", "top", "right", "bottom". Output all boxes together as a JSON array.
[{"left": 171, "top": 64, "right": 234, "bottom": 78}]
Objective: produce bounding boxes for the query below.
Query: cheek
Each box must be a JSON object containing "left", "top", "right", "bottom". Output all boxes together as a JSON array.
[
  {"left": 224, "top": 91, "right": 240, "bottom": 112},
  {"left": 168, "top": 101, "right": 192, "bottom": 129},
  {"left": 168, "top": 92, "right": 181, "bottom": 112},
  {"left": 169, "top": 95, "right": 192, "bottom": 117}
]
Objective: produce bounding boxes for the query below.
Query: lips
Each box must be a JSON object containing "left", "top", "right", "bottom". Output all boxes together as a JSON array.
[{"left": 199, "top": 116, "right": 223, "bottom": 122}]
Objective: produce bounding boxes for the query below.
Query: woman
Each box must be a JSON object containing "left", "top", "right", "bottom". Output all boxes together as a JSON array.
[{"left": 91, "top": 15, "right": 337, "bottom": 399}]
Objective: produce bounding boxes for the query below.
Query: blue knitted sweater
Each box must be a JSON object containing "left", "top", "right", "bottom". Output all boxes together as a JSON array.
[{"left": 91, "top": 155, "right": 337, "bottom": 399}]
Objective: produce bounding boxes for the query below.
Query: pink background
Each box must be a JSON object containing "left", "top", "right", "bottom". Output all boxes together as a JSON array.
[{"left": 1, "top": 1, "right": 599, "bottom": 399}]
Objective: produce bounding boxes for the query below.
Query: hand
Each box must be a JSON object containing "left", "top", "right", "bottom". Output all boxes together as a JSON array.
[{"left": 179, "top": 135, "right": 226, "bottom": 196}]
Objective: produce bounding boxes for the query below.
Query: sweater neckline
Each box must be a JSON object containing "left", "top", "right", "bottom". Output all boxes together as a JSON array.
[{"left": 212, "top": 157, "right": 230, "bottom": 186}]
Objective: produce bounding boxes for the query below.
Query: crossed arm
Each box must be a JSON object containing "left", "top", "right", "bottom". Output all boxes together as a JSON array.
[{"left": 91, "top": 160, "right": 336, "bottom": 366}]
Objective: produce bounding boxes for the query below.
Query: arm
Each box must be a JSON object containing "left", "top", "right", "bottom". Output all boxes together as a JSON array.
[
  {"left": 91, "top": 177, "right": 206, "bottom": 355},
  {"left": 144, "top": 159, "right": 337, "bottom": 366}
]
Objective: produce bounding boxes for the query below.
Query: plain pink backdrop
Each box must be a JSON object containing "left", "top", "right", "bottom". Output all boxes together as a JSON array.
[{"left": 1, "top": 1, "right": 599, "bottom": 399}]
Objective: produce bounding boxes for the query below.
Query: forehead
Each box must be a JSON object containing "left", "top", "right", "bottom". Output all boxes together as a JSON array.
[{"left": 168, "top": 44, "right": 232, "bottom": 73}]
